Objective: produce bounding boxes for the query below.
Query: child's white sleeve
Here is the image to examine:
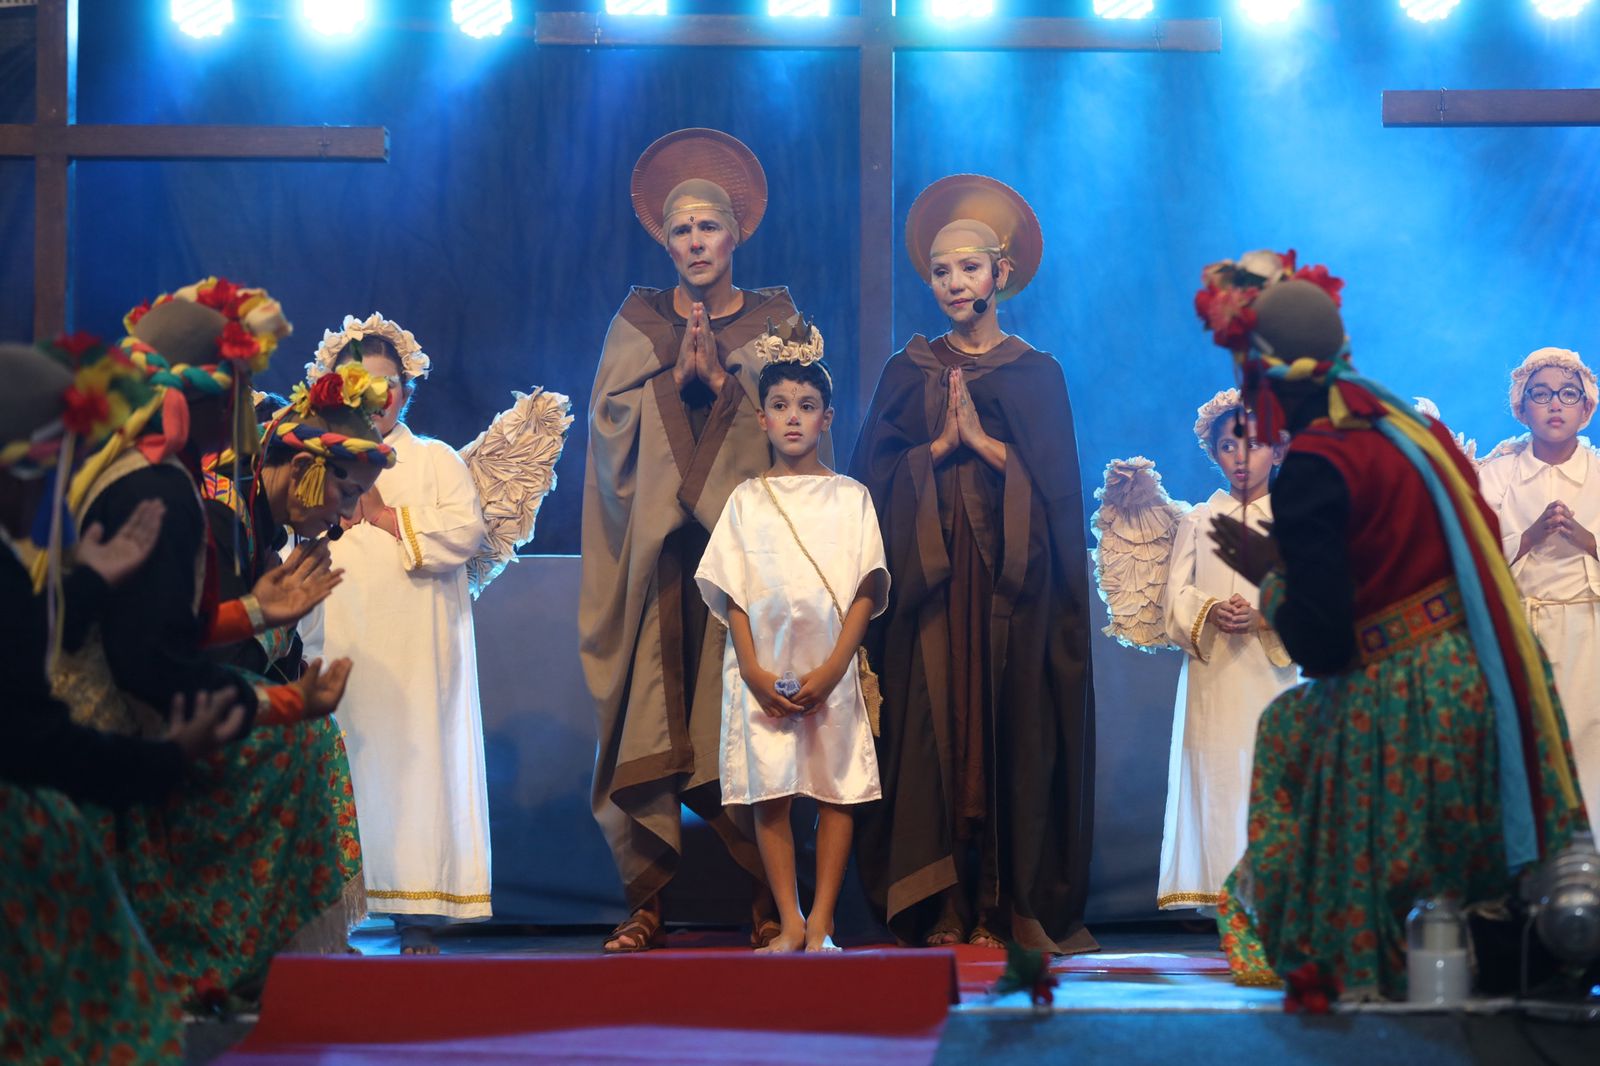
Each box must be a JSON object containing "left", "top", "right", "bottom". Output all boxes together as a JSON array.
[
  {"left": 694, "top": 487, "right": 747, "bottom": 628},
  {"left": 1163, "top": 509, "right": 1216, "bottom": 662},
  {"left": 855, "top": 485, "right": 892, "bottom": 619}
]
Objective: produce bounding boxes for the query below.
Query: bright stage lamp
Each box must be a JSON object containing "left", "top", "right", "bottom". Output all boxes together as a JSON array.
[
  {"left": 606, "top": 0, "right": 669, "bottom": 13},
  {"left": 1238, "top": 0, "right": 1303, "bottom": 22},
  {"left": 171, "top": 0, "right": 234, "bottom": 38},
  {"left": 769, "top": 0, "right": 830, "bottom": 14},
  {"left": 453, "top": 0, "right": 514, "bottom": 37},
  {"left": 931, "top": 0, "right": 996, "bottom": 18},
  {"left": 1094, "top": 0, "right": 1154, "bottom": 17},
  {"left": 1533, "top": 0, "right": 1592, "bottom": 17},
  {"left": 302, "top": 0, "right": 368, "bottom": 35},
  {"left": 1400, "top": 0, "right": 1460, "bottom": 21}
]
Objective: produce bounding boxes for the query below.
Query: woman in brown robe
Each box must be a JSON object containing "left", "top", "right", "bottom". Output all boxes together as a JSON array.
[{"left": 850, "top": 175, "right": 1096, "bottom": 954}]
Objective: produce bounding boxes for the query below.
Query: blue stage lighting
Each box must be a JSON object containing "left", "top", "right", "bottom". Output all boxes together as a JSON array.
[
  {"left": 769, "top": 0, "right": 830, "bottom": 15},
  {"left": 1238, "top": 0, "right": 1302, "bottom": 22},
  {"left": 453, "top": 0, "right": 514, "bottom": 37},
  {"left": 931, "top": 0, "right": 995, "bottom": 18},
  {"left": 606, "top": 0, "right": 669, "bottom": 13},
  {"left": 302, "top": 0, "right": 367, "bottom": 35},
  {"left": 1533, "top": 0, "right": 1592, "bottom": 17},
  {"left": 1400, "top": 0, "right": 1460, "bottom": 21},
  {"left": 171, "top": 0, "right": 234, "bottom": 38},
  {"left": 1094, "top": 0, "right": 1153, "bottom": 16}
]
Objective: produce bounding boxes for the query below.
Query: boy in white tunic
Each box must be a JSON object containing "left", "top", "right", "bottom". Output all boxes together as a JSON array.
[
  {"left": 696, "top": 350, "right": 888, "bottom": 954},
  {"left": 1158, "top": 390, "right": 1298, "bottom": 912},
  {"left": 1478, "top": 348, "right": 1600, "bottom": 810},
  {"left": 300, "top": 315, "right": 493, "bottom": 954}
]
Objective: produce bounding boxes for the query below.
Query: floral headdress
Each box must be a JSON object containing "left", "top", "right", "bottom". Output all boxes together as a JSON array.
[
  {"left": 124, "top": 276, "right": 291, "bottom": 378},
  {"left": 306, "top": 313, "right": 431, "bottom": 384},
  {"left": 1192, "top": 388, "right": 1245, "bottom": 454},
  {"left": 265, "top": 364, "right": 397, "bottom": 508},
  {"left": 1508, "top": 347, "right": 1598, "bottom": 430},
  {"left": 4, "top": 334, "right": 159, "bottom": 668},
  {"left": 752, "top": 317, "right": 830, "bottom": 392},
  {"left": 1, "top": 334, "right": 155, "bottom": 479},
  {"left": 1193, "top": 250, "right": 1344, "bottom": 357}
]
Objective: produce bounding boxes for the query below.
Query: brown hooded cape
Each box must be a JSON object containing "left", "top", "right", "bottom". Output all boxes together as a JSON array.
[{"left": 850, "top": 333, "right": 1096, "bottom": 953}]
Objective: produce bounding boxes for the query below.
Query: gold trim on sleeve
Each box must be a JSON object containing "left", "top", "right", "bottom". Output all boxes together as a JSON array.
[
  {"left": 1190, "top": 597, "right": 1219, "bottom": 663},
  {"left": 400, "top": 505, "right": 423, "bottom": 568}
]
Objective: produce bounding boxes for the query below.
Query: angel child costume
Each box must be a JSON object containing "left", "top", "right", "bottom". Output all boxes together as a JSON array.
[
  {"left": 1477, "top": 348, "right": 1600, "bottom": 810},
  {"left": 696, "top": 467, "right": 889, "bottom": 806},
  {"left": 300, "top": 316, "right": 495, "bottom": 921}
]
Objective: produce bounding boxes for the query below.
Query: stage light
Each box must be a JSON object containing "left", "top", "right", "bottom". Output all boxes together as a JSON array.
[
  {"left": 453, "top": 0, "right": 514, "bottom": 37},
  {"left": 930, "top": 0, "right": 995, "bottom": 18},
  {"left": 1094, "top": 0, "right": 1153, "bottom": 16},
  {"left": 1238, "top": 0, "right": 1302, "bottom": 22},
  {"left": 171, "top": 0, "right": 234, "bottom": 38},
  {"left": 769, "top": 0, "right": 830, "bottom": 14},
  {"left": 1533, "top": 0, "right": 1592, "bottom": 17},
  {"left": 606, "top": 0, "right": 669, "bottom": 13},
  {"left": 1400, "top": 0, "right": 1460, "bottom": 22},
  {"left": 302, "top": 0, "right": 367, "bottom": 35}
]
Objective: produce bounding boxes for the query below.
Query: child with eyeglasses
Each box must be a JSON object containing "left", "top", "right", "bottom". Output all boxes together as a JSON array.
[{"left": 1478, "top": 347, "right": 1600, "bottom": 809}]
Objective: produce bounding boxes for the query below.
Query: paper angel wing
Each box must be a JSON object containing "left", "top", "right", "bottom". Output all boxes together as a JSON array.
[
  {"left": 457, "top": 386, "right": 574, "bottom": 599},
  {"left": 1480, "top": 432, "right": 1600, "bottom": 468},
  {"left": 1412, "top": 397, "right": 1477, "bottom": 465},
  {"left": 1090, "top": 456, "right": 1191, "bottom": 652}
]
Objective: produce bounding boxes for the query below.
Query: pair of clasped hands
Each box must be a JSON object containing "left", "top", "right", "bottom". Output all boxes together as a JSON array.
[
  {"left": 931, "top": 368, "right": 1001, "bottom": 466},
  {"left": 1205, "top": 512, "right": 1278, "bottom": 635},
  {"left": 77, "top": 499, "right": 352, "bottom": 762},
  {"left": 1519, "top": 500, "right": 1598, "bottom": 560},
  {"left": 672, "top": 302, "right": 729, "bottom": 394}
]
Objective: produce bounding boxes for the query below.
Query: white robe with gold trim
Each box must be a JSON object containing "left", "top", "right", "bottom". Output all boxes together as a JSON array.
[{"left": 302, "top": 422, "right": 493, "bottom": 919}]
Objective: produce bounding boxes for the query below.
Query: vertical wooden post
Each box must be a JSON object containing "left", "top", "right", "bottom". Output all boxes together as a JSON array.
[
  {"left": 856, "top": 0, "right": 895, "bottom": 417},
  {"left": 33, "top": 0, "right": 74, "bottom": 339}
]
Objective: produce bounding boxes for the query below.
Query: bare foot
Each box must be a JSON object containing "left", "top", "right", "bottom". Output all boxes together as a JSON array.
[
  {"left": 398, "top": 926, "right": 440, "bottom": 955},
  {"left": 756, "top": 923, "right": 807, "bottom": 954},
  {"left": 967, "top": 926, "right": 1005, "bottom": 950},
  {"left": 806, "top": 931, "right": 841, "bottom": 953},
  {"left": 924, "top": 925, "right": 964, "bottom": 948}
]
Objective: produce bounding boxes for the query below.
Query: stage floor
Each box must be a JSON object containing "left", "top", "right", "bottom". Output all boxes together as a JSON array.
[{"left": 185, "top": 922, "right": 1600, "bottom": 1066}]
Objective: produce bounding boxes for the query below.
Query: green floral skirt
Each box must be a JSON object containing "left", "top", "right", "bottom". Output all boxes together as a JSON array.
[
  {"left": 1218, "top": 623, "right": 1587, "bottom": 999},
  {"left": 93, "top": 717, "right": 363, "bottom": 1002},
  {"left": 0, "top": 783, "right": 183, "bottom": 1064}
]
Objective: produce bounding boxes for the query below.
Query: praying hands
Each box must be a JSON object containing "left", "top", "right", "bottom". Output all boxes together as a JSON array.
[
  {"left": 932, "top": 368, "right": 1007, "bottom": 473},
  {"left": 671, "top": 302, "right": 728, "bottom": 393}
]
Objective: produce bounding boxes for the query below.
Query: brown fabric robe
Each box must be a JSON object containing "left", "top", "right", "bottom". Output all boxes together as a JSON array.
[
  {"left": 580, "top": 285, "right": 832, "bottom": 909},
  {"left": 850, "top": 334, "right": 1097, "bottom": 954}
]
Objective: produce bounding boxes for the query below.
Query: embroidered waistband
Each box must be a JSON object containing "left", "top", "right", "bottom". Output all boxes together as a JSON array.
[{"left": 1355, "top": 577, "right": 1463, "bottom": 666}]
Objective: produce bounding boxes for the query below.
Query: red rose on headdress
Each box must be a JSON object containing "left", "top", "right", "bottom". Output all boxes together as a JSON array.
[
  {"left": 1293, "top": 264, "right": 1345, "bottom": 307},
  {"left": 1195, "top": 285, "right": 1260, "bottom": 351},
  {"left": 218, "top": 321, "right": 260, "bottom": 364},
  {"left": 125, "top": 302, "right": 152, "bottom": 329},
  {"left": 62, "top": 384, "right": 110, "bottom": 436},
  {"left": 309, "top": 373, "right": 345, "bottom": 410},
  {"left": 196, "top": 277, "right": 241, "bottom": 312},
  {"left": 53, "top": 332, "right": 100, "bottom": 359},
  {"left": 1280, "top": 249, "right": 1298, "bottom": 275}
]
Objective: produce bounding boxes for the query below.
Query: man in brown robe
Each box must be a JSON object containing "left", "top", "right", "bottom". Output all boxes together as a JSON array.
[
  {"left": 850, "top": 176, "right": 1097, "bottom": 954},
  {"left": 580, "top": 129, "right": 826, "bottom": 951}
]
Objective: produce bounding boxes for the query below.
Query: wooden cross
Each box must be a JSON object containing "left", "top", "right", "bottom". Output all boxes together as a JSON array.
[
  {"left": 0, "top": 0, "right": 390, "bottom": 339},
  {"left": 533, "top": 6, "right": 1222, "bottom": 410},
  {"left": 1383, "top": 89, "right": 1600, "bottom": 128}
]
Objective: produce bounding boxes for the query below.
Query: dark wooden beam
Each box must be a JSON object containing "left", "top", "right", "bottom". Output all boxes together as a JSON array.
[
  {"left": 33, "top": 0, "right": 75, "bottom": 338},
  {"left": 858, "top": 0, "right": 894, "bottom": 418},
  {"left": 1383, "top": 89, "right": 1600, "bottom": 128},
  {"left": 0, "top": 124, "right": 391, "bottom": 160},
  {"left": 531, "top": 12, "right": 1221, "bottom": 53}
]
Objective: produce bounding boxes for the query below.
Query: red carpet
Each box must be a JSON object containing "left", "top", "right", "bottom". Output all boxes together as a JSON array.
[{"left": 221, "top": 950, "right": 957, "bottom": 1065}]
